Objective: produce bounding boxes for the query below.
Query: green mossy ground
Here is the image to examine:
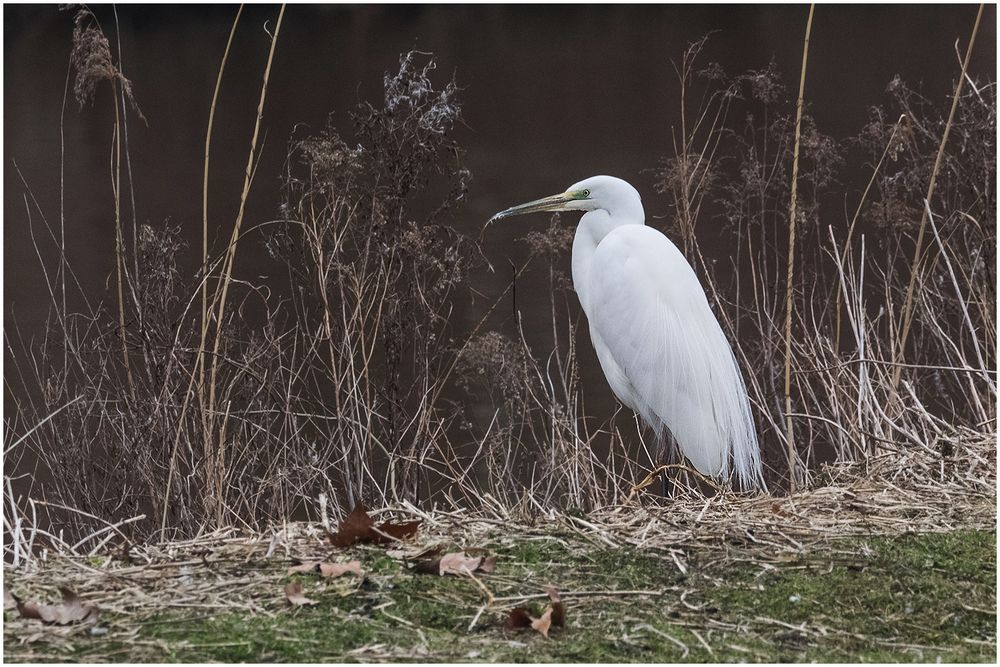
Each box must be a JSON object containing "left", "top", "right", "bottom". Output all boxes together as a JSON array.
[{"left": 5, "top": 529, "right": 995, "bottom": 662}]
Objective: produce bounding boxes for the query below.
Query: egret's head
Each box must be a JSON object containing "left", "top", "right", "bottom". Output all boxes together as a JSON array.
[{"left": 488, "top": 175, "right": 643, "bottom": 224}]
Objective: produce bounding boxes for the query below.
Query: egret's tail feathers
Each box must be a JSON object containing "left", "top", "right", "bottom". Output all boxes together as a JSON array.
[
  {"left": 633, "top": 324, "right": 765, "bottom": 493},
  {"left": 717, "top": 344, "right": 765, "bottom": 492}
]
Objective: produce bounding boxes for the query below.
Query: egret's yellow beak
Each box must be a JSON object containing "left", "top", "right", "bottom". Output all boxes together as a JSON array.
[{"left": 488, "top": 191, "right": 576, "bottom": 224}]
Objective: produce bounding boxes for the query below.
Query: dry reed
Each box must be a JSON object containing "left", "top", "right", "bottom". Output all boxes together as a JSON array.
[{"left": 3, "top": 9, "right": 994, "bottom": 555}]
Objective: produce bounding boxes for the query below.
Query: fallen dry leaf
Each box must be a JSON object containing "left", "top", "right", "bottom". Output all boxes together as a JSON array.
[
  {"left": 479, "top": 555, "right": 497, "bottom": 573},
  {"left": 531, "top": 607, "right": 554, "bottom": 638},
  {"left": 545, "top": 586, "right": 565, "bottom": 627},
  {"left": 4, "top": 589, "right": 16, "bottom": 610},
  {"left": 287, "top": 561, "right": 321, "bottom": 575},
  {"left": 284, "top": 581, "right": 317, "bottom": 606},
  {"left": 505, "top": 607, "right": 534, "bottom": 629},
  {"left": 319, "top": 560, "right": 363, "bottom": 578},
  {"left": 13, "top": 587, "right": 98, "bottom": 625},
  {"left": 414, "top": 551, "right": 497, "bottom": 576},
  {"left": 327, "top": 502, "right": 374, "bottom": 547},
  {"left": 505, "top": 587, "right": 565, "bottom": 639},
  {"left": 438, "top": 552, "right": 483, "bottom": 575},
  {"left": 327, "top": 502, "right": 421, "bottom": 547}
]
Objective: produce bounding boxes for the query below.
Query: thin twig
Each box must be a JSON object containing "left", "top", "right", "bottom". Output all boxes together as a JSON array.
[
  {"left": 890, "top": 3, "right": 984, "bottom": 396},
  {"left": 783, "top": 3, "right": 815, "bottom": 492}
]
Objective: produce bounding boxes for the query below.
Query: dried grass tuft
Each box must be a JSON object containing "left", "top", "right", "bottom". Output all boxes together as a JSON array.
[
  {"left": 68, "top": 7, "right": 141, "bottom": 118},
  {"left": 4, "top": 435, "right": 992, "bottom": 659}
]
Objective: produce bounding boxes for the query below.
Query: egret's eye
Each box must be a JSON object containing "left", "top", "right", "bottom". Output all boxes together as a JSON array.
[{"left": 582, "top": 189, "right": 591, "bottom": 198}]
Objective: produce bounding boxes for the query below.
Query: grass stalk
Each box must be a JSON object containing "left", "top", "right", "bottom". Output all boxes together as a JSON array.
[
  {"left": 205, "top": 2, "right": 286, "bottom": 515},
  {"left": 111, "top": 79, "right": 135, "bottom": 398},
  {"left": 890, "top": 2, "right": 984, "bottom": 397},
  {"left": 200, "top": 5, "right": 243, "bottom": 388},
  {"left": 198, "top": 4, "right": 243, "bottom": 504},
  {"left": 59, "top": 54, "right": 71, "bottom": 379},
  {"left": 782, "top": 4, "right": 815, "bottom": 492},
  {"left": 113, "top": 5, "right": 141, "bottom": 276},
  {"left": 833, "top": 114, "right": 905, "bottom": 351}
]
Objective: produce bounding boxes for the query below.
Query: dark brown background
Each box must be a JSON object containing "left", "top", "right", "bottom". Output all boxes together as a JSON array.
[{"left": 5, "top": 4, "right": 995, "bottom": 433}]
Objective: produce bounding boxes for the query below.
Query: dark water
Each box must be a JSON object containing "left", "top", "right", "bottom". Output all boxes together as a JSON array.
[{"left": 4, "top": 5, "right": 995, "bottom": 483}]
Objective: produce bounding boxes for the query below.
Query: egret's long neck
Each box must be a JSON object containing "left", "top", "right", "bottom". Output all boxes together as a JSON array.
[{"left": 571, "top": 200, "right": 645, "bottom": 313}]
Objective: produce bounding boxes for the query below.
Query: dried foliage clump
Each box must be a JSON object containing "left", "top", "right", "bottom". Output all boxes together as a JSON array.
[
  {"left": 271, "top": 51, "right": 480, "bottom": 511},
  {"left": 652, "top": 35, "right": 994, "bottom": 491},
  {"left": 4, "top": 429, "right": 992, "bottom": 659},
  {"left": 456, "top": 332, "right": 532, "bottom": 407},
  {"left": 4, "top": 17, "right": 995, "bottom": 563},
  {"left": 68, "top": 6, "right": 141, "bottom": 116},
  {"left": 5, "top": 48, "right": 484, "bottom": 544}
]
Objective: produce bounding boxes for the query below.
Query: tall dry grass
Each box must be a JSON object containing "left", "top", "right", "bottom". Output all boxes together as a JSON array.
[{"left": 3, "top": 8, "right": 995, "bottom": 559}]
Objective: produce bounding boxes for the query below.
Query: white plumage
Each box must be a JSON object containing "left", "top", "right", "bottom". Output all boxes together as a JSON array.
[{"left": 490, "top": 175, "right": 763, "bottom": 489}]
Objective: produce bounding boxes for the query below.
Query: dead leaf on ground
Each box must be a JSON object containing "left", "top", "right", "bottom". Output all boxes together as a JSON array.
[
  {"left": 531, "top": 608, "right": 554, "bottom": 638},
  {"left": 4, "top": 589, "right": 16, "bottom": 610},
  {"left": 13, "top": 587, "right": 98, "bottom": 625},
  {"left": 505, "top": 607, "right": 534, "bottom": 629},
  {"left": 327, "top": 502, "right": 421, "bottom": 547},
  {"left": 545, "top": 586, "right": 565, "bottom": 627},
  {"left": 319, "top": 560, "right": 363, "bottom": 578},
  {"left": 284, "top": 581, "right": 317, "bottom": 606},
  {"left": 327, "top": 503, "right": 373, "bottom": 547},
  {"left": 505, "top": 587, "right": 565, "bottom": 639},
  {"left": 287, "top": 561, "right": 321, "bottom": 575},
  {"left": 439, "top": 553, "right": 484, "bottom": 575},
  {"left": 413, "top": 551, "right": 498, "bottom": 576}
]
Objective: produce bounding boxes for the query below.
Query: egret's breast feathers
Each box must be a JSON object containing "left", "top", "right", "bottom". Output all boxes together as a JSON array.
[{"left": 583, "top": 225, "right": 758, "bottom": 483}]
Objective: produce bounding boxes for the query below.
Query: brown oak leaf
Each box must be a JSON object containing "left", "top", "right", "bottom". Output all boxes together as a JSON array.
[
  {"left": 13, "top": 588, "right": 98, "bottom": 625},
  {"left": 319, "top": 560, "right": 363, "bottom": 578},
  {"left": 327, "top": 503, "right": 374, "bottom": 547},
  {"left": 287, "top": 561, "right": 321, "bottom": 575},
  {"left": 414, "top": 551, "right": 498, "bottom": 576},
  {"left": 327, "top": 502, "right": 421, "bottom": 547},
  {"left": 531, "top": 608, "right": 554, "bottom": 638},
  {"left": 505, "top": 607, "right": 534, "bottom": 629},
  {"left": 545, "top": 586, "right": 565, "bottom": 627},
  {"left": 438, "top": 553, "right": 483, "bottom": 575},
  {"left": 505, "top": 587, "right": 565, "bottom": 638}
]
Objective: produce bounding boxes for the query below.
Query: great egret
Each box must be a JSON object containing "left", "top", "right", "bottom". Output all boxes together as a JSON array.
[{"left": 490, "top": 175, "right": 764, "bottom": 489}]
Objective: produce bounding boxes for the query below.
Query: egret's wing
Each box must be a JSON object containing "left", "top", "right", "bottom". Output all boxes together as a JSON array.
[{"left": 583, "top": 225, "right": 762, "bottom": 488}]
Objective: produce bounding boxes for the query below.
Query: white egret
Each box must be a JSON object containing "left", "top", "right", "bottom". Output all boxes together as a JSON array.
[{"left": 490, "top": 175, "right": 764, "bottom": 489}]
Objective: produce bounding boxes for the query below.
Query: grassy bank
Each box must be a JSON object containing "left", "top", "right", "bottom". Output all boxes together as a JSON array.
[{"left": 5, "top": 514, "right": 995, "bottom": 662}]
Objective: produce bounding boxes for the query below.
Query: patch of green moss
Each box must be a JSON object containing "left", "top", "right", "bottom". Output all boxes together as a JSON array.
[
  {"left": 6, "top": 529, "right": 995, "bottom": 663},
  {"left": 492, "top": 537, "right": 574, "bottom": 567},
  {"left": 703, "top": 530, "right": 996, "bottom": 662}
]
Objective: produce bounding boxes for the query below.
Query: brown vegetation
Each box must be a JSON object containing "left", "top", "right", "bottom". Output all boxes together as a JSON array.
[{"left": 3, "top": 9, "right": 995, "bottom": 556}]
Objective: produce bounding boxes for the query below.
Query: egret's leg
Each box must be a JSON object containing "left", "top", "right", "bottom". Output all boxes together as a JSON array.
[
  {"left": 655, "top": 430, "right": 679, "bottom": 498},
  {"left": 623, "top": 463, "right": 722, "bottom": 503},
  {"left": 633, "top": 411, "right": 676, "bottom": 498}
]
